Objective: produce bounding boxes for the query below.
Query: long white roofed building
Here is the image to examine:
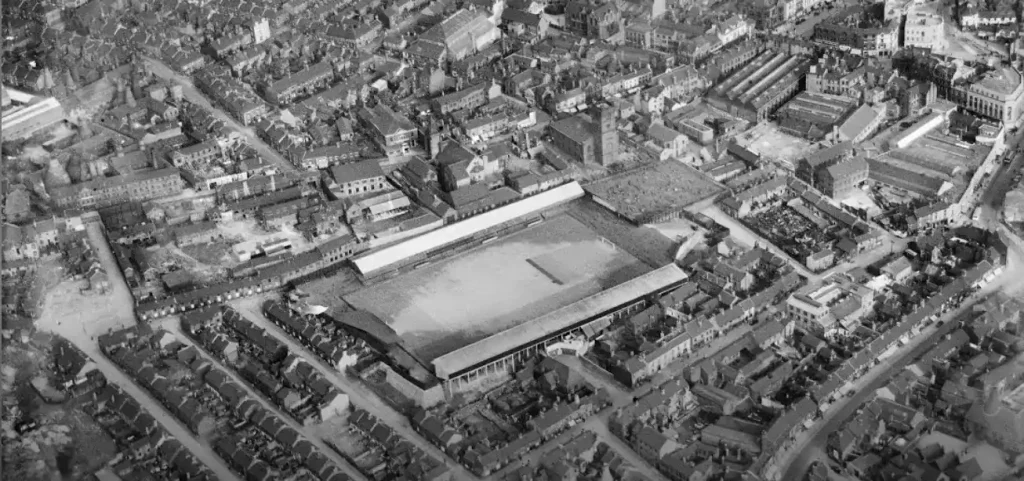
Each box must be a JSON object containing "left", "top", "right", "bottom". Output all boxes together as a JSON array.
[{"left": 433, "top": 263, "right": 688, "bottom": 396}]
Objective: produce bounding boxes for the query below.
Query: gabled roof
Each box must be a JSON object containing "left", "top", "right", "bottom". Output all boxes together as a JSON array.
[{"left": 331, "top": 160, "right": 385, "bottom": 185}]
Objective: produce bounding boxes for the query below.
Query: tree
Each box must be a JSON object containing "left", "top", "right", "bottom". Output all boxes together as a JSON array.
[{"left": 952, "top": 0, "right": 962, "bottom": 30}]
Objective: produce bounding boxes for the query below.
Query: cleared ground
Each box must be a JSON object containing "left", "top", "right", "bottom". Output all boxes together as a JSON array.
[
  {"left": 738, "top": 123, "right": 817, "bottom": 169},
  {"left": 344, "top": 216, "right": 649, "bottom": 362},
  {"left": 36, "top": 222, "right": 137, "bottom": 342}
]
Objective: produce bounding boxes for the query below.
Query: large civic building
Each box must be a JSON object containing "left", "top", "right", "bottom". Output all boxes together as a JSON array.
[
  {"left": 813, "top": 6, "right": 899, "bottom": 55},
  {"left": 548, "top": 103, "right": 620, "bottom": 166},
  {"left": 432, "top": 264, "right": 688, "bottom": 396},
  {"left": 706, "top": 49, "right": 811, "bottom": 123},
  {"left": 410, "top": 9, "right": 500, "bottom": 61},
  {"left": 894, "top": 51, "right": 1024, "bottom": 125}
]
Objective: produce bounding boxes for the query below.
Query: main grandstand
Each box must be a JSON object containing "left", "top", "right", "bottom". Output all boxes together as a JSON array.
[
  {"left": 706, "top": 48, "right": 812, "bottom": 123},
  {"left": 352, "top": 181, "right": 585, "bottom": 279},
  {"left": 432, "top": 263, "right": 688, "bottom": 395}
]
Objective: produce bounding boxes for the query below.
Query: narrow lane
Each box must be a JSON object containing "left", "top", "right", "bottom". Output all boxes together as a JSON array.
[
  {"left": 141, "top": 56, "right": 296, "bottom": 174},
  {"left": 229, "top": 301, "right": 478, "bottom": 481},
  {"left": 75, "top": 341, "right": 242, "bottom": 481},
  {"left": 773, "top": 258, "right": 1017, "bottom": 481},
  {"left": 161, "top": 320, "right": 370, "bottom": 481}
]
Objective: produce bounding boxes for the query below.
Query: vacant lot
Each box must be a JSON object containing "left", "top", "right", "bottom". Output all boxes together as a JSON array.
[
  {"left": 583, "top": 160, "right": 725, "bottom": 223},
  {"left": 739, "top": 123, "right": 817, "bottom": 169},
  {"left": 215, "top": 218, "right": 317, "bottom": 253},
  {"left": 344, "top": 216, "right": 649, "bottom": 362}
]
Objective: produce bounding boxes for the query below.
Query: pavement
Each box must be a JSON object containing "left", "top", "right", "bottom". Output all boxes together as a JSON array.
[
  {"left": 159, "top": 319, "right": 370, "bottom": 481},
  {"left": 483, "top": 356, "right": 670, "bottom": 481},
  {"left": 141, "top": 56, "right": 296, "bottom": 174},
  {"left": 69, "top": 338, "right": 242, "bottom": 481},
  {"left": 32, "top": 224, "right": 245, "bottom": 480},
  {"left": 772, "top": 283, "right": 1006, "bottom": 481},
  {"left": 771, "top": 172, "right": 1024, "bottom": 481},
  {"left": 227, "top": 297, "right": 479, "bottom": 481}
]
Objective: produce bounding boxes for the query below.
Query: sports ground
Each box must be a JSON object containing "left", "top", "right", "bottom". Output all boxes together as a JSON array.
[{"left": 344, "top": 215, "right": 650, "bottom": 362}]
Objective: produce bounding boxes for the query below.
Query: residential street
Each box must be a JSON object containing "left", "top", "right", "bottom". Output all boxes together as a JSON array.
[
  {"left": 159, "top": 319, "right": 370, "bottom": 481},
  {"left": 34, "top": 221, "right": 243, "bottom": 479},
  {"left": 702, "top": 203, "right": 904, "bottom": 285},
  {"left": 72, "top": 340, "right": 242, "bottom": 481},
  {"left": 771, "top": 234, "right": 1023, "bottom": 481},
  {"left": 141, "top": 56, "right": 296, "bottom": 174},
  {"left": 228, "top": 298, "right": 478, "bottom": 481}
]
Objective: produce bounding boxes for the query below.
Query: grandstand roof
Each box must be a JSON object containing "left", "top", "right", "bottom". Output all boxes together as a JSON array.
[
  {"left": 352, "top": 182, "right": 585, "bottom": 276},
  {"left": 432, "top": 263, "right": 688, "bottom": 379}
]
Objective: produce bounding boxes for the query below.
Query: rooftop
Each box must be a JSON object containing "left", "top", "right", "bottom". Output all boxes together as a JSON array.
[
  {"left": 974, "top": 67, "right": 1022, "bottom": 96},
  {"left": 432, "top": 264, "right": 687, "bottom": 379}
]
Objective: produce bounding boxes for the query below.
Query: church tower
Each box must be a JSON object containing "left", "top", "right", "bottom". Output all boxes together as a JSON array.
[{"left": 589, "top": 102, "right": 619, "bottom": 166}]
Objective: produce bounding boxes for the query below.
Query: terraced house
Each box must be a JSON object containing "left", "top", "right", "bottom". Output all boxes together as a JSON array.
[{"left": 264, "top": 62, "right": 336, "bottom": 105}]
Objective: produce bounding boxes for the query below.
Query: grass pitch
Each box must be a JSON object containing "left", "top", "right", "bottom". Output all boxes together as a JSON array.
[{"left": 344, "top": 215, "right": 649, "bottom": 362}]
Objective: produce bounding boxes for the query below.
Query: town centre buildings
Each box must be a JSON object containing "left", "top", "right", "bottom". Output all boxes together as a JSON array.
[{"left": 433, "top": 263, "right": 688, "bottom": 396}]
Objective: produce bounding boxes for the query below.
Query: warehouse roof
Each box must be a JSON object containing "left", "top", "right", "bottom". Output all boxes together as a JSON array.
[{"left": 352, "top": 182, "right": 585, "bottom": 276}]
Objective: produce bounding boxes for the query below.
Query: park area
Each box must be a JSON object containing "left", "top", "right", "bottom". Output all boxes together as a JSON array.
[{"left": 343, "top": 216, "right": 650, "bottom": 362}]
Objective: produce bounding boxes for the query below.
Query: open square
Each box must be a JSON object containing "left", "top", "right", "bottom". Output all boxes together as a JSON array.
[{"left": 344, "top": 215, "right": 650, "bottom": 362}]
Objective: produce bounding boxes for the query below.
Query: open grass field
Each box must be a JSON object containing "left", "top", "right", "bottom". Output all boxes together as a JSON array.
[{"left": 343, "top": 216, "right": 649, "bottom": 362}]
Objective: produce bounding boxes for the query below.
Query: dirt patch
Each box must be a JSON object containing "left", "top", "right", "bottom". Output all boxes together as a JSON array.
[
  {"left": 215, "top": 218, "right": 315, "bottom": 252},
  {"left": 737, "top": 123, "right": 817, "bottom": 169},
  {"left": 180, "top": 241, "right": 235, "bottom": 267},
  {"left": 145, "top": 244, "right": 228, "bottom": 285},
  {"left": 36, "top": 223, "right": 136, "bottom": 344}
]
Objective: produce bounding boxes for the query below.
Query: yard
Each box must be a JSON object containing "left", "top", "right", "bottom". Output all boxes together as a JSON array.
[
  {"left": 215, "top": 218, "right": 318, "bottom": 253},
  {"left": 738, "top": 123, "right": 817, "bottom": 170},
  {"left": 746, "top": 205, "right": 841, "bottom": 263},
  {"left": 145, "top": 243, "right": 229, "bottom": 286},
  {"left": 343, "top": 215, "right": 649, "bottom": 363},
  {"left": 36, "top": 222, "right": 136, "bottom": 343}
]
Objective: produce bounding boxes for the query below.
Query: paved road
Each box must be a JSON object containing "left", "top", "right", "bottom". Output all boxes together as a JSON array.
[
  {"left": 977, "top": 138, "right": 1024, "bottom": 228},
  {"left": 774, "top": 237, "right": 1024, "bottom": 481},
  {"left": 36, "top": 221, "right": 239, "bottom": 479},
  {"left": 161, "top": 320, "right": 369, "bottom": 481},
  {"left": 229, "top": 300, "right": 479, "bottom": 481},
  {"left": 141, "top": 56, "right": 296, "bottom": 174},
  {"left": 75, "top": 341, "right": 243, "bottom": 481},
  {"left": 589, "top": 422, "right": 671, "bottom": 481}
]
